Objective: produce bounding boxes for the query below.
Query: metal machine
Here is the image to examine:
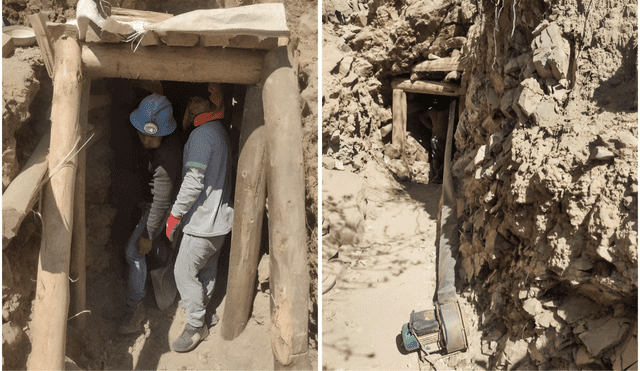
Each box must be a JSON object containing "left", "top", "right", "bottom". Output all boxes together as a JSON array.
[{"left": 401, "top": 302, "right": 467, "bottom": 356}]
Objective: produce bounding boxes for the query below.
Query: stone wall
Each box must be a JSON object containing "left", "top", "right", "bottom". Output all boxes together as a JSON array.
[{"left": 453, "top": 0, "right": 637, "bottom": 369}]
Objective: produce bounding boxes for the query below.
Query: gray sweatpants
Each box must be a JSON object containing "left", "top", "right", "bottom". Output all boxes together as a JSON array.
[{"left": 174, "top": 233, "right": 227, "bottom": 328}]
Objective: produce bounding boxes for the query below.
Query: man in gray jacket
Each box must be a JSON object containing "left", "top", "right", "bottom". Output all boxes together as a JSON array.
[{"left": 166, "top": 83, "right": 234, "bottom": 353}]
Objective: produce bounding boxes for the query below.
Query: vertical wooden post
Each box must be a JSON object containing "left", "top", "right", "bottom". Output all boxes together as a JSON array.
[
  {"left": 221, "top": 86, "right": 267, "bottom": 340},
  {"left": 392, "top": 88, "right": 407, "bottom": 155},
  {"left": 27, "top": 36, "right": 82, "bottom": 371},
  {"left": 28, "top": 13, "right": 56, "bottom": 78},
  {"left": 69, "top": 79, "right": 90, "bottom": 332},
  {"left": 261, "top": 46, "right": 310, "bottom": 369}
]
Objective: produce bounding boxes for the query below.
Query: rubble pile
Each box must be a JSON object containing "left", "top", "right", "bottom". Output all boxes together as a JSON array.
[
  {"left": 453, "top": 0, "right": 638, "bottom": 369},
  {"left": 325, "top": 0, "right": 637, "bottom": 369},
  {"left": 2, "top": 50, "right": 45, "bottom": 370},
  {"left": 1, "top": 50, "right": 42, "bottom": 191}
]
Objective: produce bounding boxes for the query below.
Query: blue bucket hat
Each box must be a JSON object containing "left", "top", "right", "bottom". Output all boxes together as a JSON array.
[{"left": 129, "top": 93, "right": 177, "bottom": 137}]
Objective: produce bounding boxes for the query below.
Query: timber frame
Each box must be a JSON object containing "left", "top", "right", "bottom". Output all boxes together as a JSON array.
[
  {"left": 16, "top": 5, "right": 310, "bottom": 370},
  {"left": 390, "top": 59, "right": 468, "bottom": 169}
]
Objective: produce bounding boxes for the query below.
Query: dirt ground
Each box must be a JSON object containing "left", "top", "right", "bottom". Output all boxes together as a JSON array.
[
  {"left": 322, "top": 163, "right": 488, "bottom": 371},
  {"left": 2, "top": 0, "right": 318, "bottom": 368}
]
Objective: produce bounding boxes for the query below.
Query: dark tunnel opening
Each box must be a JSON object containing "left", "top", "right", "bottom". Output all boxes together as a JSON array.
[{"left": 406, "top": 93, "right": 457, "bottom": 184}]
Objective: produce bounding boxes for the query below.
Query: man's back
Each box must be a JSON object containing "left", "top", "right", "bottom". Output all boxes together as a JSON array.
[{"left": 179, "top": 120, "right": 234, "bottom": 237}]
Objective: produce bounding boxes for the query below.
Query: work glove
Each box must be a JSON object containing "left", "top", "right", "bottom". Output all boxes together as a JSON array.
[
  {"left": 166, "top": 214, "right": 181, "bottom": 242},
  {"left": 137, "top": 236, "right": 152, "bottom": 255}
]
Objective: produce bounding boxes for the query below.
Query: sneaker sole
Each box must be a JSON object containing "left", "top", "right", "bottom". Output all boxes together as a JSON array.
[{"left": 172, "top": 326, "right": 209, "bottom": 353}]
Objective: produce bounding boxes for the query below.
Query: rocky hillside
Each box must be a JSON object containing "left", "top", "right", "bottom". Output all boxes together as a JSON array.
[{"left": 323, "top": 0, "right": 637, "bottom": 369}]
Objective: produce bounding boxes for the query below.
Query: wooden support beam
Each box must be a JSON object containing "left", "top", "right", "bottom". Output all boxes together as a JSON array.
[
  {"left": 47, "top": 22, "right": 77, "bottom": 42},
  {"left": 47, "top": 22, "right": 103, "bottom": 43},
  {"left": 221, "top": 86, "right": 267, "bottom": 340},
  {"left": 202, "top": 35, "right": 229, "bottom": 48},
  {"left": 110, "top": 7, "right": 173, "bottom": 23},
  {"left": 138, "top": 31, "right": 160, "bottom": 47},
  {"left": 392, "top": 89, "right": 407, "bottom": 153},
  {"left": 262, "top": 46, "right": 309, "bottom": 369},
  {"left": 412, "top": 56, "right": 466, "bottom": 72},
  {"left": 156, "top": 31, "right": 200, "bottom": 47},
  {"left": 3, "top": 34, "right": 15, "bottom": 58},
  {"left": 29, "top": 13, "right": 56, "bottom": 78},
  {"left": 82, "top": 44, "right": 265, "bottom": 85},
  {"left": 202, "top": 34, "right": 280, "bottom": 50},
  {"left": 391, "top": 79, "right": 465, "bottom": 96},
  {"left": 2, "top": 132, "right": 50, "bottom": 247},
  {"left": 27, "top": 36, "right": 82, "bottom": 371},
  {"left": 69, "top": 79, "right": 90, "bottom": 332}
]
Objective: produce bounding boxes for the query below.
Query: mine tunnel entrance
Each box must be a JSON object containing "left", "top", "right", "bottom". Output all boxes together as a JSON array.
[
  {"left": 61, "top": 77, "right": 274, "bottom": 368},
  {"left": 106, "top": 79, "right": 245, "bottom": 262},
  {"left": 396, "top": 90, "right": 458, "bottom": 184}
]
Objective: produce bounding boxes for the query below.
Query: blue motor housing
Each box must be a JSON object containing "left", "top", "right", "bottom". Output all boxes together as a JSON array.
[{"left": 401, "top": 323, "right": 420, "bottom": 352}]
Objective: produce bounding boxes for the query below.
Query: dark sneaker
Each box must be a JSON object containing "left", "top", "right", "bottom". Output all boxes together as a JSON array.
[
  {"left": 206, "top": 312, "right": 219, "bottom": 327},
  {"left": 117, "top": 301, "right": 145, "bottom": 335},
  {"left": 172, "top": 323, "right": 209, "bottom": 353}
]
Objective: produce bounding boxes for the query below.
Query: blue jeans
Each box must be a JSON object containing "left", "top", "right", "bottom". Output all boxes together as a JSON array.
[
  {"left": 174, "top": 233, "right": 226, "bottom": 327},
  {"left": 125, "top": 210, "right": 150, "bottom": 307}
]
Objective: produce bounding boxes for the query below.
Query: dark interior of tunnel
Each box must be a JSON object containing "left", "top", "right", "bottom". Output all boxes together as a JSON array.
[
  {"left": 105, "top": 79, "right": 247, "bottom": 271},
  {"left": 406, "top": 93, "right": 457, "bottom": 182}
]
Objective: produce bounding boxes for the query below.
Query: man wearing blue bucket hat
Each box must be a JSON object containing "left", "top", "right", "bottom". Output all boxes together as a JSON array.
[
  {"left": 117, "top": 93, "right": 183, "bottom": 335},
  {"left": 165, "top": 83, "right": 234, "bottom": 352}
]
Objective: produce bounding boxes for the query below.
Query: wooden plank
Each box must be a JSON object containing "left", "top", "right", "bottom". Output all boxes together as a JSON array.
[
  {"left": 221, "top": 86, "right": 267, "bottom": 341},
  {"left": 69, "top": 79, "right": 90, "bottom": 332},
  {"left": 47, "top": 22, "right": 104, "bottom": 43},
  {"left": 257, "top": 37, "right": 279, "bottom": 50},
  {"left": 82, "top": 44, "right": 265, "bottom": 85},
  {"left": 392, "top": 88, "right": 407, "bottom": 154},
  {"left": 391, "top": 78, "right": 465, "bottom": 96},
  {"left": 229, "top": 35, "right": 259, "bottom": 49},
  {"left": 110, "top": 7, "right": 173, "bottom": 23},
  {"left": 3, "top": 34, "right": 14, "bottom": 58},
  {"left": 156, "top": 31, "right": 199, "bottom": 47},
  {"left": 229, "top": 35, "right": 279, "bottom": 50},
  {"left": 2, "top": 132, "right": 50, "bottom": 247},
  {"left": 277, "top": 37, "right": 288, "bottom": 46},
  {"left": 27, "top": 36, "right": 82, "bottom": 371},
  {"left": 47, "top": 22, "right": 76, "bottom": 41},
  {"left": 202, "top": 34, "right": 280, "bottom": 50},
  {"left": 202, "top": 34, "right": 229, "bottom": 48},
  {"left": 29, "top": 13, "right": 56, "bottom": 78},
  {"left": 261, "top": 46, "right": 309, "bottom": 369},
  {"left": 412, "top": 56, "right": 466, "bottom": 72},
  {"left": 138, "top": 31, "right": 160, "bottom": 47}
]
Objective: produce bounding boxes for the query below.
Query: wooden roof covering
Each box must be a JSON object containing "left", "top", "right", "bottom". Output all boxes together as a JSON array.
[{"left": 38, "top": 4, "right": 291, "bottom": 84}]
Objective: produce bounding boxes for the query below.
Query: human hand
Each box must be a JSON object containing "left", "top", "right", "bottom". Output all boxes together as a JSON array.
[{"left": 138, "top": 237, "right": 152, "bottom": 255}]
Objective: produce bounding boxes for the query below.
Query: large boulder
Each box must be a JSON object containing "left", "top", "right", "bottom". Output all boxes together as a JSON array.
[{"left": 531, "top": 23, "right": 570, "bottom": 81}]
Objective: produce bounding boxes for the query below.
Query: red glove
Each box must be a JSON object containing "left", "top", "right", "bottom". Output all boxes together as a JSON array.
[{"left": 166, "top": 214, "right": 181, "bottom": 242}]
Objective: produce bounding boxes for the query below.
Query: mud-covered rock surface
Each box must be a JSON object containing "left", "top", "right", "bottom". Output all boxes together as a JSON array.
[{"left": 323, "top": 0, "right": 637, "bottom": 369}]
